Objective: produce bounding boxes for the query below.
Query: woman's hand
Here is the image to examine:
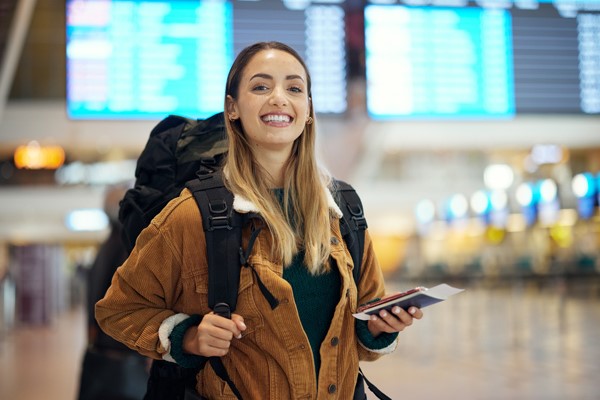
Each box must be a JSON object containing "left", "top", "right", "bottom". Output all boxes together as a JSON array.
[
  {"left": 367, "top": 306, "right": 423, "bottom": 337},
  {"left": 182, "top": 312, "right": 246, "bottom": 357}
]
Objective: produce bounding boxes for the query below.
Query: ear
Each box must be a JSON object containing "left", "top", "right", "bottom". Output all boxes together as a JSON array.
[{"left": 226, "top": 95, "right": 239, "bottom": 120}]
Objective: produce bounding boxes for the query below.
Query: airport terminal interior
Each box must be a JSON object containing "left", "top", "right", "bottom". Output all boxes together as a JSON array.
[{"left": 1, "top": 0, "right": 599, "bottom": 399}]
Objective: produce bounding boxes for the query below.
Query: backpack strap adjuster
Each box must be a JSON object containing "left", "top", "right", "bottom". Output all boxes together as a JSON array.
[
  {"left": 347, "top": 203, "right": 367, "bottom": 230},
  {"left": 352, "top": 215, "right": 368, "bottom": 230},
  {"left": 207, "top": 215, "right": 232, "bottom": 231}
]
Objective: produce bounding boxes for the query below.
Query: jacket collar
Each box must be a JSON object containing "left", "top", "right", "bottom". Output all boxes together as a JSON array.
[{"left": 232, "top": 187, "right": 343, "bottom": 219}]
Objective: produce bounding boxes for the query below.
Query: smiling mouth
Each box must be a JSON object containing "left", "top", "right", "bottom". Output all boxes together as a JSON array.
[{"left": 261, "top": 114, "right": 293, "bottom": 123}]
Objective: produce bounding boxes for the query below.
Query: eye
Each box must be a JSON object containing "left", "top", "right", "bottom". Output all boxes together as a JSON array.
[
  {"left": 289, "top": 86, "right": 303, "bottom": 93},
  {"left": 252, "top": 84, "right": 269, "bottom": 92}
]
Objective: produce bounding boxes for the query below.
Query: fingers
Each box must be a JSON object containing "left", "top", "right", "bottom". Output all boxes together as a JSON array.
[
  {"left": 198, "top": 332, "right": 234, "bottom": 357},
  {"left": 231, "top": 314, "right": 247, "bottom": 339},
  {"left": 369, "top": 306, "right": 423, "bottom": 334},
  {"left": 408, "top": 307, "right": 423, "bottom": 320},
  {"left": 193, "top": 313, "right": 246, "bottom": 357}
]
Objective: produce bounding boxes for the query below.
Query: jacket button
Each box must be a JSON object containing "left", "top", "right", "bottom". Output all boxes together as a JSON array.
[
  {"left": 330, "top": 236, "right": 339, "bottom": 245},
  {"left": 328, "top": 384, "right": 337, "bottom": 394},
  {"left": 330, "top": 337, "right": 339, "bottom": 346}
]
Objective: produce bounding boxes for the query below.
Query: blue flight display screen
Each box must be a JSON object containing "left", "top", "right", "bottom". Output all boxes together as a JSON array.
[
  {"left": 365, "top": 0, "right": 600, "bottom": 120},
  {"left": 365, "top": 6, "right": 514, "bottom": 119},
  {"left": 66, "top": 0, "right": 347, "bottom": 120}
]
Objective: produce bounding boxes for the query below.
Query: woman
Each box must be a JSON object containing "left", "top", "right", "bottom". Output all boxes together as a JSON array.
[{"left": 96, "top": 41, "right": 423, "bottom": 399}]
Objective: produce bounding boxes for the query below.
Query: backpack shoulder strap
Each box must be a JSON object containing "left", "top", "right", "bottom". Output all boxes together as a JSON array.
[
  {"left": 335, "top": 184, "right": 391, "bottom": 400},
  {"left": 184, "top": 171, "right": 245, "bottom": 400},
  {"left": 185, "top": 171, "right": 243, "bottom": 312},
  {"left": 333, "top": 179, "right": 368, "bottom": 285}
]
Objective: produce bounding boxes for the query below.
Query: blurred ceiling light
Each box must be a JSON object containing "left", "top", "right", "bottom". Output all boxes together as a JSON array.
[
  {"left": 571, "top": 172, "right": 596, "bottom": 198},
  {"left": 55, "top": 159, "right": 136, "bottom": 185},
  {"left": 530, "top": 144, "right": 563, "bottom": 165},
  {"left": 470, "top": 190, "right": 490, "bottom": 215},
  {"left": 516, "top": 182, "right": 534, "bottom": 207},
  {"left": 449, "top": 194, "right": 469, "bottom": 219},
  {"left": 14, "top": 141, "right": 65, "bottom": 170},
  {"left": 65, "top": 209, "right": 109, "bottom": 232},
  {"left": 483, "top": 164, "right": 514, "bottom": 190},
  {"left": 539, "top": 179, "right": 558, "bottom": 203}
]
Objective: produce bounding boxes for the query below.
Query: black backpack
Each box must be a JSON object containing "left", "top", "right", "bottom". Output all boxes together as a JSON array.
[
  {"left": 119, "top": 112, "right": 229, "bottom": 254},
  {"left": 120, "top": 112, "right": 368, "bottom": 304},
  {"left": 119, "top": 113, "right": 388, "bottom": 400}
]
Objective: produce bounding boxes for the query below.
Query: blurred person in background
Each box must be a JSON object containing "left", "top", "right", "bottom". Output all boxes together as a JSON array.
[{"left": 77, "top": 184, "right": 149, "bottom": 400}]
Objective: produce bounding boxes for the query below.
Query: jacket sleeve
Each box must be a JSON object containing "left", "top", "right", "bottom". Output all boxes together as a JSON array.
[
  {"left": 95, "top": 212, "right": 188, "bottom": 360},
  {"left": 354, "top": 229, "right": 399, "bottom": 361}
]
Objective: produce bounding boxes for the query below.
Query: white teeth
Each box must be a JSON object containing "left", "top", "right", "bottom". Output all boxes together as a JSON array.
[{"left": 262, "top": 114, "right": 290, "bottom": 123}]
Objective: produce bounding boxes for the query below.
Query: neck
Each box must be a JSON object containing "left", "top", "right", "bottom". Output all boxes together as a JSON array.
[{"left": 253, "top": 147, "right": 292, "bottom": 188}]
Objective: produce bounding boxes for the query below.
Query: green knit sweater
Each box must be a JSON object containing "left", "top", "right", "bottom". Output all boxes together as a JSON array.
[
  {"left": 282, "top": 250, "right": 340, "bottom": 380},
  {"left": 276, "top": 189, "right": 397, "bottom": 381}
]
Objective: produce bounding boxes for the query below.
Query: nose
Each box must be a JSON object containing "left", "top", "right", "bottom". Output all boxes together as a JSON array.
[{"left": 269, "top": 86, "right": 288, "bottom": 106}]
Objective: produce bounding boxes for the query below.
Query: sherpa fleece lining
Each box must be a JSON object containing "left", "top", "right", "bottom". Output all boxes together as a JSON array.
[
  {"left": 232, "top": 187, "right": 343, "bottom": 218},
  {"left": 158, "top": 312, "right": 190, "bottom": 362}
]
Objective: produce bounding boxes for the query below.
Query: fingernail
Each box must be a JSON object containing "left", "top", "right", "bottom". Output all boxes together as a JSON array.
[
  {"left": 380, "top": 311, "right": 388, "bottom": 317},
  {"left": 236, "top": 334, "right": 242, "bottom": 339},
  {"left": 392, "top": 306, "right": 401, "bottom": 314},
  {"left": 409, "top": 307, "right": 417, "bottom": 315},
  {"left": 240, "top": 322, "right": 247, "bottom": 330},
  {"left": 370, "top": 315, "right": 377, "bottom": 321}
]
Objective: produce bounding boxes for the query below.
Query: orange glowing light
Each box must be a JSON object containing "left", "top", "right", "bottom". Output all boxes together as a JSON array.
[{"left": 14, "top": 141, "right": 65, "bottom": 170}]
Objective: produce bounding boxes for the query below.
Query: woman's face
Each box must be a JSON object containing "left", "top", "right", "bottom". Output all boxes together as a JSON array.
[{"left": 227, "top": 49, "right": 311, "bottom": 154}]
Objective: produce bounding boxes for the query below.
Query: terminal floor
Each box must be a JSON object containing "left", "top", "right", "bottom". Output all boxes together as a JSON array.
[{"left": 1, "top": 276, "right": 599, "bottom": 400}]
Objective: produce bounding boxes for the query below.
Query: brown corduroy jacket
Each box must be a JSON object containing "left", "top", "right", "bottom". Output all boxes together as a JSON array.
[{"left": 96, "top": 187, "right": 396, "bottom": 399}]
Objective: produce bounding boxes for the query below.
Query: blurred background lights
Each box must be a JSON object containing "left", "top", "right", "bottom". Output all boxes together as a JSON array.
[
  {"left": 415, "top": 199, "right": 436, "bottom": 224},
  {"left": 530, "top": 143, "right": 563, "bottom": 165},
  {"left": 490, "top": 189, "right": 508, "bottom": 211},
  {"left": 538, "top": 179, "right": 560, "bottom": 226},
  {"left": 539, "top": 179, "right": 558, "bottom": 203},
  {"left": 483, "top": 164, "right": 514, "bottom": 190},
  {"left": 571, "top": 172, "right": 596, "bottom": 198},
  {"left": 449, "top": 194, "right": 469, "bottom": 219},
  {"left": 14, "top": 141, "right": 65, "bottom": 170},
  {"left": 65, "top": 209, "right": 109, "bottom": 232},
  {"left": 470, "top": 190, "right": 490, "bottom": 215},
  {"left": 516, "top": 182, "right": 534, "bottom": 207}
]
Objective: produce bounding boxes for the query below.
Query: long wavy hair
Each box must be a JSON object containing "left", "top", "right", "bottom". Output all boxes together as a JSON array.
[{"left": 223, "top": 41, "right": 332, "bottom": 274}]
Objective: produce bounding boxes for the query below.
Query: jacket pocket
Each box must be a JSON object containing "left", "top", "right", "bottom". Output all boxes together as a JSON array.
[
  {"left": 192, "top": 266, "right": 263, "bottom": 336},
  {"left": 192, "top": 261, "right": 254, "bottom": 295}
]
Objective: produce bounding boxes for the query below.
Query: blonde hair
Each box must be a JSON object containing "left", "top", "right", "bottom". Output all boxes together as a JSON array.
[{"left": 223, "top": 41, "right": 332, "bottom": 274}]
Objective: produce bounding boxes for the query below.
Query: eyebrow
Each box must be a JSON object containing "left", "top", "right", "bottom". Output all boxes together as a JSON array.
[{"left": 250, "top": 73, "right": 305, "bottom": 82}]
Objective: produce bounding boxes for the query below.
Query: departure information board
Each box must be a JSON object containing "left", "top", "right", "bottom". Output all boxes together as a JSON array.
[
  {"left": 66, "top": 0, "right": 347, "bottom": 119},
  {"left": 365, "top": 0, "right": 600, "bottom": 119}
]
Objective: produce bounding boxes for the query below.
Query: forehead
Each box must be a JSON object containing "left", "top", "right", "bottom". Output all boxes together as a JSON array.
[{"left": 242, "top": 49, "right": 307, "bottom": 81}]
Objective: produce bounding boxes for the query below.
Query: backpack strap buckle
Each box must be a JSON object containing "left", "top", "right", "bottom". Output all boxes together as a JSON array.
[
  {"left": 352, "top": 215, "right": 368, "bottom": 230},
  {"left": 207, "top": 215, "right": 232, "bottom": 231},
  {"left": 207, "top": 199, "right": 232, "bottom": 230},
  {"left": 347, "top": 203, "right": 367, "bottom": 231}
]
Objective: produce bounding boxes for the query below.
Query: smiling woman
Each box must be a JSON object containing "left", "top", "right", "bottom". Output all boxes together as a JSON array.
[
  {"left": 96, "top": 41, "right": 423, "bottom": 400},
  {"left": 226, "top": 49, "right": 312, "bottom": 172}
]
